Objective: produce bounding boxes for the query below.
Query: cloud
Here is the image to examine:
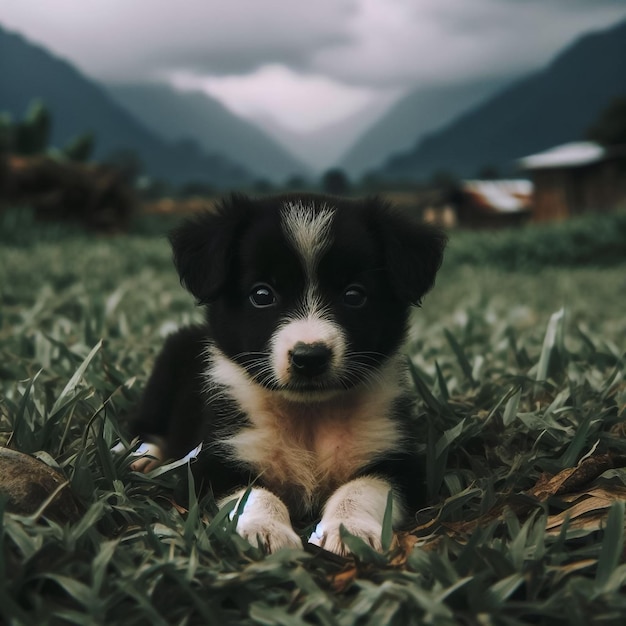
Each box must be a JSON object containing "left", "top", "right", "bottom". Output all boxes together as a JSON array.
[
  {"left": 2, "top": 0, "right": 624, "bottom": 89},
  {"left": 1, "top": 0, "right": 624, "bottom": 135},
  {"left": 169, "top": 64, "right": 398, "bottom": 132},
  {"left": 0, "top": 0, "right": 357, "bottom": 79},
  {"left": 308, "top": 0, "right": 626, "bottom": 88}
]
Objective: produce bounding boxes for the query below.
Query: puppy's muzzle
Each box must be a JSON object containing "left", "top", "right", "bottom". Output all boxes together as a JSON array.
[{"left": 289, "top": 342, "right": 332, "bottom": 378}]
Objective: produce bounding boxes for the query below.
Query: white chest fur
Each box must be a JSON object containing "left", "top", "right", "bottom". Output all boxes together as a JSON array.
[{"left": 206, "top": 348, "right": 406, "bottom": 509}]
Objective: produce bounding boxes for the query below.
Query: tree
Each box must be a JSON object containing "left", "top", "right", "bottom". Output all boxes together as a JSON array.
[
  {"left": 359, "top": 171, "right": 389, "bottom": 193},
  {"left": 321, "top": 168, "right": 350, "bottom": 195},
  {"left": 15, "top": 100, "right": 51, "bottom": 155},
  {"left": 104, "top": 149, "right": 144, "bottom": 185},
  {"left": 62, "top": 132, "right": 95, "bottom": 163},
  {"left": 429, "top": 169, "right": 460, "bottom": 193},
  {"left": 178, "top": 180, "right": 215, "bottom": 198},
  {"left": 253, "top": 179, "right": 274, "bottom": 194},
  {"left": 0, "top": 114, "right": 13, "bottom": 154},
  {"left": 476, "top": 165, "right": 501, "bottom": 180},
  {"left": 283, "top": 174, "right": 309, "bottom": 191},
  {"left": 586, "top": 97, "right": 626, "bottom": 147}
]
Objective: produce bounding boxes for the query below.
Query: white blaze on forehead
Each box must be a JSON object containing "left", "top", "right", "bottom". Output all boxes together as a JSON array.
[
  {"left": 281, "top": 201, "right": 335, "bottom": 281},
  {"left": 282, "top": 201, "right": 335, "bottom": 319},
  {"left": 275, "top": 201, "right": 344, "bottom": 386}
]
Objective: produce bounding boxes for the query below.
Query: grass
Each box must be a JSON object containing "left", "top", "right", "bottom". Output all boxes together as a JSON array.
[
  {"left": 443, "top": 209, "right": 626, "bottom": 270},
  {"left": 0, "top": 206, "right": 625, "bottom": 625}
]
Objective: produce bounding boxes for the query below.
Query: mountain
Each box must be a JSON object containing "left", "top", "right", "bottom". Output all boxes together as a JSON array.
[
  {"left": 376, "top": 18, "right": 626, "bottom": 182},
  {"left": 250, "top": 99, "right": 395, "bottom": 173},
  {"left": 338, "top": 78, "right": 507, "bottom": 177},
  {"left": 107, "top": 83, "right": 308, "bottom": 181},
  {"left": 0, "top": 26, "right": 251, "bottom": 187}
]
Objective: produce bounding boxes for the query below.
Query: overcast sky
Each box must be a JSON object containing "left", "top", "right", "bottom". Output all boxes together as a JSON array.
[{"left": 1, "top": 0, "right": 625, "bottom": 132}]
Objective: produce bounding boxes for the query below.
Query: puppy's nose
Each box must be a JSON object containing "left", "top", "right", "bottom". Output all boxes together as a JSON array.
[{"left": 290, "top": 343, "right": 332, "bottom": 377}]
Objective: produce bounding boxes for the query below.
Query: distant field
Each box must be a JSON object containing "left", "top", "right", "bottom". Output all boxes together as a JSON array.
[{"left": 1, "top": 208, "right": 625, "bottom": 624}]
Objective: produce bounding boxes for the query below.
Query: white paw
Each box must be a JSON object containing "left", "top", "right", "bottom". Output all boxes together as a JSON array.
[
  {"left": 308, "top": 476, "right": 401, "bottom": 556},
  {"left": 110, "top": 441, "right": 127, "bottom": 456},
  {"left": 309, "top": 515, "right": 383, "bottom": 556},
  {"left": 222, "top": 487, "right": 302, "bottom": 553},
  {"left": 113, "top": 440, "right": 202, "bottom": 473},
  {"left": 129, "top": 442, "right": 165, "bottom": 473},
  {"left": 111, "top": 440, "right": 162, "bottom": 472},
  {"left": 236, "top": 516, "right": 303, "bottom": 552}
]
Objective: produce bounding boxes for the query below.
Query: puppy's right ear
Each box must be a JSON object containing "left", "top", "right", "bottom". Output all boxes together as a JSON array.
[{"left": 168, "top": 195, "right": 249, "bottom": 304}]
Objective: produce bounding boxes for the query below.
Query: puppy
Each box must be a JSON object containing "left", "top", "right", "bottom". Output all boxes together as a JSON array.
[{"left": 129, "top": 193, "right": 446, "bottom": 555}]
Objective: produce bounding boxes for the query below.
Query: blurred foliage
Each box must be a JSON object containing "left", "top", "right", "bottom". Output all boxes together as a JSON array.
[
  {"left": 14, "top": 100, "right": 51, "bottom": 156},
  {"left": 428, "top": 169, "right": 461, "bottom": 193},
  {"left": 586, "top": 96, "right": 626, "bottom": 147},
  {"left": 252, "top": 178, "right": 275, "bottom": 194},
  {"left": 61, "top": 132, "right": 95, "bottom": 163},
  {"left": 0, "top": 113, "right": 13, "bottom": 154},
  {"left": 103, "top": 148, "right": 143, "bottom": 185},
  {"left": 3, "top": 205, "right": 625, "bottom": 269},
  {"left": 321, "top": 168, "right": 351, "bottom": 195},
  {"left": 1, "top": 99, "right": 96, "bottom": 163},
  {"left": 444, "top": 210, "right": 626, "bottom": 270},
  {"left": 0, "top": 209, "right": 624, "bottom": 624},
  {"left": 475, "top": 164, "right": 502, "bottom": 180},
  {"left": 283, "top": 174, "right": 310, "bottom": 192},
  {"left": 177, "top": 180, "right": 215, "bottom": 199}
]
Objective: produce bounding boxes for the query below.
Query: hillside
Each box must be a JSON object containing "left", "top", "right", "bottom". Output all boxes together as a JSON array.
[
  {"left": 107, "top": 83, "right": 308, "bottom": 182},
  {"left": 250, "top": 100, "right": 393, "bottom": 172},
  {"left": 338, "top": 78, "right": 506, "bottom": 177},
  {"left": 376, "top": 18, "right": 626, "bottom": 181},
  {"left": 0, "top": 26, "right": 251, "bottom": 187}
]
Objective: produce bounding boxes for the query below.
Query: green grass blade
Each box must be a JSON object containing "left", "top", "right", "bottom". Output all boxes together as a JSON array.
[
  {"left": 435, "top": 418, "right": 467, "bottom": 459},
  {"left": 536, "top": 308, "right": 565, "bottom": 383},
  {"left": 558, "top": 414, "right": 594, "bottom": 469},
  {"left": 444, "top": 329, "right": 476, "bottom": 387},
  {"left": 595, "top": 500, "right": 625, "bottom": 589},
  {"left": 381, "top": 490, "right": 394, "bottom": 552},
  {"left": 488, "top": 572, "right": 525, "bottom": 606},
  {"left": 338, "top": 525, "right": 386, "bottom": 566},
  {"left": 49, "top": 339, "right": 103, "bottom": 417},
  {"left": 407, "top": 358, "right": 446, "bottom": 415},
  {"left": 434, "top": 360, "right": 450, "bottom": 401},
  {"left": 502, "top": 387, "right": 522, "bottom": 427}
]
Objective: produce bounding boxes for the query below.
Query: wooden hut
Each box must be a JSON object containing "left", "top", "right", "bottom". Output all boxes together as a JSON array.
[
  {"left": 519, "top": 142, "right": 626, "bottom": 222},
  {"left": 455, "top": 179, "right": 533, "bottom": 229}
]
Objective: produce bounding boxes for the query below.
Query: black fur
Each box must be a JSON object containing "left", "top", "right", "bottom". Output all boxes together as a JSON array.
[{"left": 132, "top": 193, "right": 446, "bottom": 523}]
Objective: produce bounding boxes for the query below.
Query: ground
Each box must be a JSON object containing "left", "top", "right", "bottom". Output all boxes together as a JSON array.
[{"left": 0, "top": 208, "right": 625, "bottom": 625}]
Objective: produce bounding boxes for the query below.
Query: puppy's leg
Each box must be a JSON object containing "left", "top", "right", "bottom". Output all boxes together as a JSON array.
[
  {"left": 309, "top": 476, "right": 403, "bottom": 556},
  {"left": 220, "top": 487, "right": 302, "bottom": 552},
  {"left": 128, "top": 326, "right": 210, "bottom": 473},
  {"left": 111, "top": 439, "right": 166, "bottom": 472},
  {"left": 130, "top": 440, "right": 167, "bottom": 472}
]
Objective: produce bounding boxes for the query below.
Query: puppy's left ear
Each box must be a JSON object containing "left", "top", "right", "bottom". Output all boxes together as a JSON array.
[
  {"left": 373, "top": 200, "right": 447, "bottom": 305},
  {"left": 168, "top": 194, "right": 249, "bottom": 304}
]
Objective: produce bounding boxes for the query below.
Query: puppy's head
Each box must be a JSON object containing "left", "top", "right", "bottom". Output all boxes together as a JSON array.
[{"left": 170, "top": 193, "right": 446, "bottom": 399}]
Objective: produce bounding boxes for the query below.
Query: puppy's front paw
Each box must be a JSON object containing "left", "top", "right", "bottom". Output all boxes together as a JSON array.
[
  {"left": 309, "top": 516, "right": 383, "bottom": 556},
  {"left": 223, "top": 487, "right": 303, "bottom": 553},
  {"left": 308, "top": 476, "right": 401, "bottom": 556},
  {"left": 128, "top": 442, "right": 165, "bottom": 473},
  {"left": 236, "top": 517, "right": 303, "bottom": 552}
]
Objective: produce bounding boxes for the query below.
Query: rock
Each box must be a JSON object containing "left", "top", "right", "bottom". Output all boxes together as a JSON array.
[{"left": 0, "top": 447, "right": 81, "bottom": 523}]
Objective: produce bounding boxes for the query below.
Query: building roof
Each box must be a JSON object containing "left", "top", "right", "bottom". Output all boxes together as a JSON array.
[
  {"left": 518, "top": 141, "right": 605, "bottom": 170},
  {"left": 462, "top": 179, "right": 533, "bottom": 213}
]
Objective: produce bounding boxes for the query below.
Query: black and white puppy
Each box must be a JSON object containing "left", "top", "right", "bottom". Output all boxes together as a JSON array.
[{"left": 129, "top": 193, "right": 446, "bottom": 555}]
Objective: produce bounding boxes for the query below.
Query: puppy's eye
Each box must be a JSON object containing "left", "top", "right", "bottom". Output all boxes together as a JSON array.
[
  {"left": 249, "top": 284, "right": 277, "bottom": 308},
  {"left": 343, "top": 285, "right": 367, "bottom": 308}
]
